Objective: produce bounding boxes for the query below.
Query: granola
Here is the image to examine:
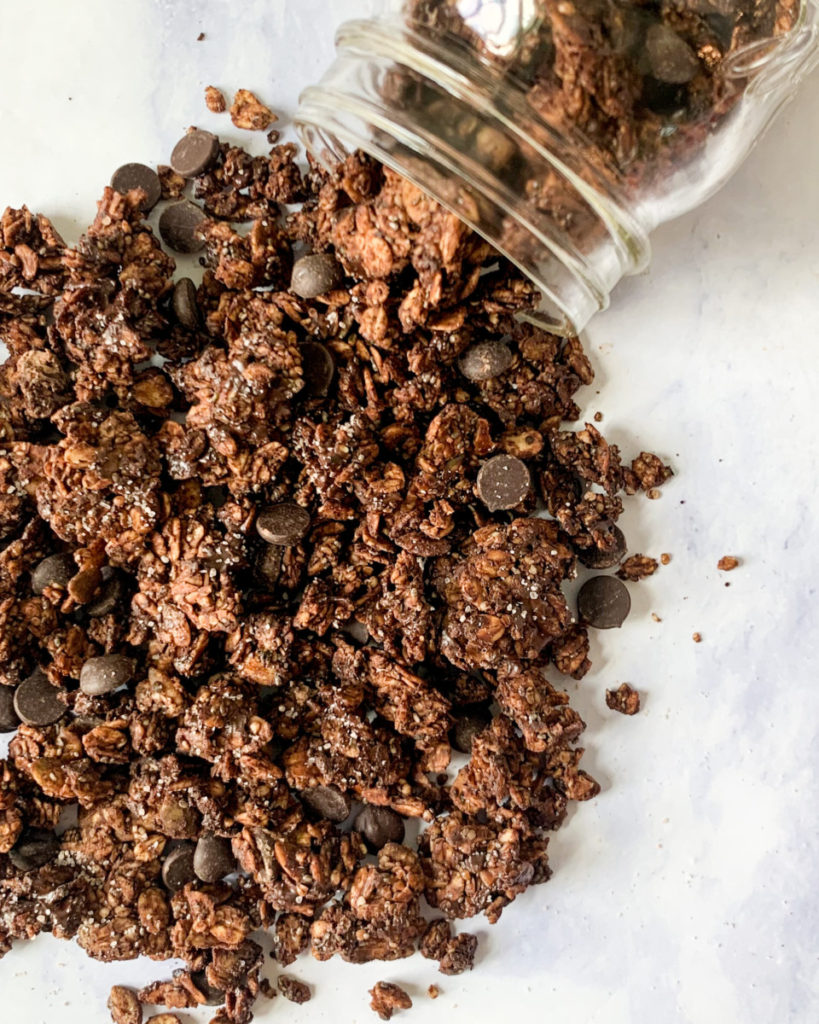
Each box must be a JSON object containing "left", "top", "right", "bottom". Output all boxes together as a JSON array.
[{"left": 0, "top": 113, "right": 673, "bottom": 1024}]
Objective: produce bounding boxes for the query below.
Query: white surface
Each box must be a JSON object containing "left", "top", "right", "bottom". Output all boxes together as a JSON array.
[{"left": 1, "top": 2, "right": 819, "bottom": 1022}]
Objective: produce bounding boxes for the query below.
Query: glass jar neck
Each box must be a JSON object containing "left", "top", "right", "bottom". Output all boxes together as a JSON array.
[{"left": 296, "top": 15, "right": 651, "bottom": 333}]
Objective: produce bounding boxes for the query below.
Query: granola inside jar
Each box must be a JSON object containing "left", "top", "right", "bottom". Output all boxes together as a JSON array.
[{"left": 296, "top": 0, "right": 819, "bottom": 329}]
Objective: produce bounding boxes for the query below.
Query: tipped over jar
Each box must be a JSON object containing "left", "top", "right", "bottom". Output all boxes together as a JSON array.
[{"left": 296, "top": 0, "right": 819, "bottom": 331}]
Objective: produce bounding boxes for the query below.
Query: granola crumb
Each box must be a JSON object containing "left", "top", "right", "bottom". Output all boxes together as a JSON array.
[
  {"left": 646, "top": 487, "right": 661, "bottom": 500},
  {"left": 205, "top": 86, "right": 227, "bottom": 113},
  {"left": 660, "top": 553, "right": 671, "bottom": 565},
  {"left": 617, "top": 554, "right": 659, "bottom": 582},
  {"left": 157, "top": 164, "right": 186, "bottom": 199},
  {"left": 196, "top": 31, "right": 205, "bottom": 41},
  {"left": 606, "top": 683, "right": 641, "bottom": 715},
  {"left": 230, "top": 88, "right": 277, "bottom": 131},
  {"left": 593, "top": 411, "right": 603, "bottom": 422},
  {"left": 651, "top": 612, "right": 662, "bottom": 622},
  {"left": 692, "top": 632, "right": 702, "bottom": 643},
  {"left": 717, "top": 556, "right": 740, "bottom": 571},
  {"left": 108, "top": 986, "right": 142, "bottom": 1024},
  {"left": 438, "top": 932, "right": 478, "bottom": 975},
  {"left": 428, "top": 985, "right": 440, "bottom": 999},
  {"left": 370, "top": 982, "right": 413, "bottom": 1020},
  {"left": 278, "top": 976, "right": 311, "bottom": 1004}
]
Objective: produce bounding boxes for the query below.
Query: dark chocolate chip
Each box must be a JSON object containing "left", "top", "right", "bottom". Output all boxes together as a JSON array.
[
  {"left": 8, "top": 828, "right": 60, "bottom": 872},
  {"left": 86, "top": 571, "right": 128, "bottom": 618},
  {"left": 172, "top": 277, "right": 201, "bottom": 330},
  {"left": 191, "top": 970, "right": 226, "bottom": 1007},
  {"left": 193, "top": 833, "right": 235, "bottom": 883},
  {"left": 110, "top": 162, "right": 162, "bottom": 211},
  {"left": 79, "top": 654, "right": 135, "bottom": 696},
  {"left": 290, "top": 253, "right": 344, "bottom": 299},
  {"left": 300, "top": 785, "right": 351, "bottom": 823},
  {"left": 161, "top": 843, "right": 197, "bottom": 892},
  {"left": 354, "top": 805, "right": 405, "bottom": 851},
  {"left": 451, "top": 707, "right": 492, "bottom": 754},
  {"left": 13, "top": 669, "right": 65, "bottom": 726},
  {"left": 476, "top": 454, "right": 532, "bottom": 511},
  {"left": 577, "top": 575, "right": 632, "bottom": 629},
  {"left": 645, "top": 24, "right": 700, "bottom": 84},
  {"left": 458, "top": 339, "right": 513, "bottom": 382},
  {"left": 159, "top": 200, "right": 208, "bottom": 254},
  {"left": 31, "top": 552, "right": 75, "bottom": 595},
  {"left": 0, "top": 686, "right": 19, "bottom": 732},
  {"left": 577, "top": 526, "right": 627, "bottom": 570},
  {"left": 641, "top": 77, "right": 689, "bottom": 117},
  {"left": 170, "top": 129, "right": 220, "bottom": 178},
  {"left": 300, "top": 341, "right": 335, "bottom": 397},
  {"left": 256, "top": 503, "right": 310, "bottom": 547}
]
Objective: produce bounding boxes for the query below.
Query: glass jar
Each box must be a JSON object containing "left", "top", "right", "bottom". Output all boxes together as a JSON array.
[{"left": 296, "top": 0, "right": 819, "bottom": 331}]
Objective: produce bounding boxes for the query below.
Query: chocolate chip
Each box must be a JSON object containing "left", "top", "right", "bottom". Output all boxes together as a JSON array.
[
  {"left": 0, "top": 686, "right": 19, "bottom": 732},
  {"left": 172, "top": 277, "right": 201, "bottom": 330},
  {"left": 193, "top": 833, "right": 235, "bottom": 882},
  {"left": 300, "top": 341, "right": 335, "bottom": 397},
  {"left": 451, "top": 707, "right": 492, "bottom": 754},
  {"left": 577, "top": 526, "right": 627, "bottom": 570},
  {"left": 8, "top": 828, "right": 60, "bottom": 872},
  {"left": 110, "top": 162, "right": 162, "bottom": 212},
  {"left": 161, "top": 843, "right": 196, "bottom": 892},
  {"left": 354, "top": 805, "right": 405, "bottom": 851},
  {"left": 645, "top": 24, "right": 700, "bottom": 84},
  {"left": 79, "top": 654, "right": 135, "bottom": 696},
  {"left": 191, "top": 971, "right": 225, "bottom": 1007},
  {"left": 170, "top": 129, "right": 220, "bottom": 178},
  {"left": 87, "top": 571, "right": 129, "bottom": 618},
  {"left": 641, "top": 77, "right": 689, "bottom": 117},
  {"left": 31, "top": 552, "right": 75, "bottom": 595},
  {"left": 159, "top": 201, "right": 208, "bottom": 254},
  {"left": 577, "top": 575, "right": 632, "bottom": 629},
  {"left": 13, "top": 669, "right": 65, "bottom": 726},
  {"left": 458, "top": 339, "right": 513, "bottom": 382},
  {"left": 256, "top": 503, "right": 310, "bottom": 546},
  {"left": 290, "top": 253, "right": 344, "bottom": 299},
  {"left": 300, "top": 785, "right": 351, "bottom": 822},
  {"left": 476, "top": 454, "right": 531, "bottom": 511}
]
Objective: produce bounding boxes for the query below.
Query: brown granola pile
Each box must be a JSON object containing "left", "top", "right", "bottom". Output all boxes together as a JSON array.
[{"left": 0, "top": 130, "right": 671, "bottom": 1022}]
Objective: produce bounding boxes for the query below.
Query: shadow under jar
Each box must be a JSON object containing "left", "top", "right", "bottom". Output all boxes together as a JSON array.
[{"left": 296, "top": 0, "right": 819, "bottom": 332}]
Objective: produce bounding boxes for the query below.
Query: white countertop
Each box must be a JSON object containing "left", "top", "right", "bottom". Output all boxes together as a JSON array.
[{"left": 1, "top": 2, "right": 818, "bottom": 1022}]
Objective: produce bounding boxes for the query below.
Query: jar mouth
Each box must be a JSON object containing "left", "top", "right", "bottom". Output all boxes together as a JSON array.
[{"left": 296, "top": 17, "right": 651, "bottom": 334}]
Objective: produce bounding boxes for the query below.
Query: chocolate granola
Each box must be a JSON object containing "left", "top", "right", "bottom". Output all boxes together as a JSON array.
[{"left": 0, "top": 118, "right": 672, "bottom": 1022}]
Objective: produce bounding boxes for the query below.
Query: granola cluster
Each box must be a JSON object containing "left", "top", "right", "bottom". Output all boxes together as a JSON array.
[{"left": 0, "top": 130, "right": 670, "bottom": 1022}]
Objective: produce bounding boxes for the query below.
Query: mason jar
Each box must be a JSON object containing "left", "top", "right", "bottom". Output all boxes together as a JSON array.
[{"left": 296, "top": 0, "right": 819, "bottom": 331}]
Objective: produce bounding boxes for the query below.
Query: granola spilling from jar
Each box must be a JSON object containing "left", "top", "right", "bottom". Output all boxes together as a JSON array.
[{"left": 0, "top": 113, "right": 671, "bottom": 1022}]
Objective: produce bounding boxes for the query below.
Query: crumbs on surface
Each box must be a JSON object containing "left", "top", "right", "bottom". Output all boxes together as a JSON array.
[
  {"left": 205, "top": 85, "right": 227, "bottom": 113},
  {"left": 605, "top": 683, "right": 641, "bottom": 715}
]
